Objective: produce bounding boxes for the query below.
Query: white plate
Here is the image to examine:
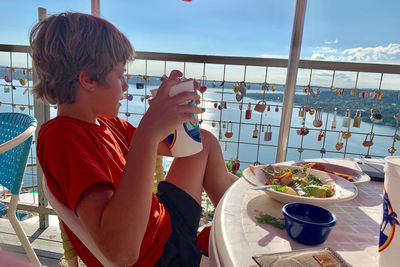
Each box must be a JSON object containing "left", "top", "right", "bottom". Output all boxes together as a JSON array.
[
  {"left": 242, "top": 164, "right": 358, "bottom": 204},
  {"left": 291, "top": 161, "right": 371, "bottom": 185}
]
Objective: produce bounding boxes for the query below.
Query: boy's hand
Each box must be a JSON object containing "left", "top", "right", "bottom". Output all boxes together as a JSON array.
[{"left": 140, "top": 70, "right": 204, "bottom": 143}]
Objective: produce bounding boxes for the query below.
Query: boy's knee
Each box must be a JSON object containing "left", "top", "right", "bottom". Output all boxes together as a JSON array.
[{"left": 200, "top": 129, "right": 219, "bottom": 151}]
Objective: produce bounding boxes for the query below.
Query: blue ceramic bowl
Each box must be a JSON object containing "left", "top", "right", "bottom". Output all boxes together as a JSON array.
[{"left": 282, "top": 202, "right": 336, "bottom": 245}]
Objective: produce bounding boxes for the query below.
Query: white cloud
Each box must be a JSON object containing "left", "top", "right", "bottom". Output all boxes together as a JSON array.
[
  {"left": 342, "top": 43, "right": 400, "bottom": 62},
  {"left": 310, "top": 43, "right": 400, "bottom": 64},
  {"left": 324, "top": 39, "right": 339, "bottom": 45}
]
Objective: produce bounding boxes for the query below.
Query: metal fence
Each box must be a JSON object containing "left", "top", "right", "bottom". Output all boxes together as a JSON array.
[{"left": 1, "top": 44, "right": 400, "bottom": 225}]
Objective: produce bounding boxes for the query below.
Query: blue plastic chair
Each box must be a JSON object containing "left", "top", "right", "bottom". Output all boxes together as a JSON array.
[{"left": 0, "top": 112, "right": 40, "bottom": 265}]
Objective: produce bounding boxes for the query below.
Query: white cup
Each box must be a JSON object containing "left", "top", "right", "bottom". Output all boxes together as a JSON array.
[
  {"left": 150, "top": 80, "right": 203, "bottom": 157},
  {"left": 379, "top": 156, "right": 400, "bottom": 266}
]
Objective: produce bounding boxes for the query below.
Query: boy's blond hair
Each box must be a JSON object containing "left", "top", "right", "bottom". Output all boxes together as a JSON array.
[{"left": 30, "top": 12, "right": 135, "bottom": 104}]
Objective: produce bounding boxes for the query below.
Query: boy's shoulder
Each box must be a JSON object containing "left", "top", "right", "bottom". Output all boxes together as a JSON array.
[{"left": 39, "top": 116, "right": 135, "bottom": 139}]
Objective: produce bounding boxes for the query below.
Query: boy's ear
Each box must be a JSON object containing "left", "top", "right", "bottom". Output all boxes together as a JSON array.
[{"left": 78, "top": 69, "right": 96, "bottom": 91}]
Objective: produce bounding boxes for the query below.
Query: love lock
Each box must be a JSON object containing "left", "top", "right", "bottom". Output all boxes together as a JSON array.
[
  {"left": 19, "top": 78, "right": 27, "bottom": 86},
  {"left": 211, "top": 120, "right": 216, "bottom": 127},
  {"left": 239, "top": 82, "right": 247, "bottom": 95},
  {"left": 335, "top": 131, "right": 344, "bottom": 151},
  {"left": 225, "top": 121, "right": 233, "bottom": 138},
  {"left": 252, "top": 123, "right": 259, "bottom": 139},
  {"left": 236, "top": 92, "right": 243, "bottom": 102},
  {"left": 199, "top": 75, "right": 207, "bottom": 93},
  {"left": 264, "top": 125, "right": 272, "bottom": 141},
  {"left": 127, "top": 94, "right": 133, "bottom": 101},
  {"left": 254, "top": 100, "right": 266, "bottom": 113},
  {"left": 318, "top": 130, "right": 325, "bottom": 141},
  {"left": 298, "top": 106, "right": 305, "bottom": 117},
  {"left": 370, "top": 108, "right": 383, "bottom": 123},
  {"left": 309, "top": 108, "right": 315, "bottom": 116},
  {"left": 342, "top": 109, "right": 351, "bottom": 128},
  {"left": 212, "top": 80, "right": 216, "bottom": 88},
  {"left": 160, "top": 74, "right": 168, "bottom": 81},
  {"left": 313, "top": 107, "right": 323, "bottom": 127},
  {"left": 394, "top": 134, "right": 400, "bottom": 141},
  {"left": 331, "top": 107, "right": 337, "bottom": 129},
  {"left": 362, "top": 132, "right": 374, "bottom": 147},
  {"left": 136, "top": 75, "right": 144, "bottom": 89},
  {"left": 342, "top": 131, "right": 352, "bottom": 140},
  {"left": 336, "top": 142, "right": 344, "bottom": 151},
  {"left": 320, "top": 147, "right": 326, "bottom": 154},
  {"left": 275, "top": 106, "right": 279, "bottom": 112},
  {"left": 261, "top": 82, "right": 269, "bottom": 91},
  {"left": 353, "top": 110, "right": 362, "bottom": 128},
  {"left": 233, "top": 82, "right": 239, "bottom": 93},
  {"left": 297, "top": 128, "right": 304, "bottom": 135},
  {"left": 363, "top": 132, "right": 374, "bottom": 147},
  {"left": 297, "top": 147, "right": 304, "bottom": 153},
  {"left": 4, "top": 75, "right": 12, "bottom": 83},
  {"left": 388, "top": 146, "right": 396, "bottom": 154},
  {"left": 245, "top": 103, "right": 252, "bottom": 120},
  {"left": 308, "top": 86, "right": 316, "bottom": 98}
]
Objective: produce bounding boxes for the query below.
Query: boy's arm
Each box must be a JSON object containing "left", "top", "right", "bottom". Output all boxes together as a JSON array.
[{"left": 157, "top": 138, "right": 172, "bottom": 156}]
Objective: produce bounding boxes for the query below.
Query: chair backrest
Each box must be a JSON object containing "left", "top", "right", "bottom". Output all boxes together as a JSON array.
[
  {"left": 42, "top": 175, "right": 118, "bottom": 267},
  {"left": 0, "top": 112, "right": 37, "bottom": 195}
]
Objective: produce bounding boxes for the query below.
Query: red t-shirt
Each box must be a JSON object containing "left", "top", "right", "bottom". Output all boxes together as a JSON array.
[{"left": 37, "top": 116, "right": 172, "bottom": 266}]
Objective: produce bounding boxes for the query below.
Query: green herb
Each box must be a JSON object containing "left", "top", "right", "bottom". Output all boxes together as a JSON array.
[
  {"left": 273, "top": 186, "right": 287, "bottom": 192},
  {"left": 255, "top": 214, "right": 285, "bottom": 229}
]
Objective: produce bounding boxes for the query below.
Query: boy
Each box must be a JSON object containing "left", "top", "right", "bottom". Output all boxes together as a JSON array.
[{"left": 31, "top": 12, "right": 234, "bottom": 266}]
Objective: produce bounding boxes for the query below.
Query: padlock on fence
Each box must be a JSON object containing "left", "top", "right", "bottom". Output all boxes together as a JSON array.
[
  {"left": 342, "top": 109, "right": 351, "bottom": 128},
  {"left": 252, "top": 123, "right": 259, "bottom": 138},
  {"left": 136, "top": 75, "right": 144, "bottom": 89},
  {"left": 264, "top": 125, "right": 272, "bottom": 141},
  {"left": 362, "top": 132, "right": 374, "bottom": 147},
  {"left": 254, "top": 100, "right": 267, "bottom": 113},
  {"left": 225, "top": 121, "right": 233, "bottom": 138},
  {"left": 245, "top": 103, "right": 252, "bottom": 120},
  {"left": 353, "top": 110, "right": 362, "bottom": 128}
]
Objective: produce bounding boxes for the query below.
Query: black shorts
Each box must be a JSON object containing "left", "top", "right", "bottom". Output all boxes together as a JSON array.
[{"left": 154, "top": 181, "right": 202, "bottom": 267}]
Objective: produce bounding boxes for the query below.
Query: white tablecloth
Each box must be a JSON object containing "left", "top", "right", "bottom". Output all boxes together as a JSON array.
[{"left": 209, "top": 158, "right": 385, "bottom": 267}]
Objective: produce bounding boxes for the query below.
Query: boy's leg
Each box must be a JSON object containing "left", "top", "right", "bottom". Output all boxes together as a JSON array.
[{"left": 165, "top": 129, "right": 235, "bottom": 207}]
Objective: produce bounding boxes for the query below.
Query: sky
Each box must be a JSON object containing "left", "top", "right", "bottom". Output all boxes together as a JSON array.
[{"left": 0, "top": 0, "right": 400, "bottom": 88}]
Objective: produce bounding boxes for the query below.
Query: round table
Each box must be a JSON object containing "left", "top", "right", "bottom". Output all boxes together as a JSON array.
[{"left": 209, "top": 158, "right": 385, "bottom": 267}]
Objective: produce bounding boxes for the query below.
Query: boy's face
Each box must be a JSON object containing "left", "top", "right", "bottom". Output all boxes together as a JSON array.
[{"left": 92, "top": 63, "right": 128, "bottom": 118}]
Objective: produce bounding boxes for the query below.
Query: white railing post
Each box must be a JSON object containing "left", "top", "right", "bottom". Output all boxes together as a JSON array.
[
  {"left": 35, "top": 7, "right": 51, "bottom": 229},
  {"left": 91, "top": 0, "right": 100, "bottom": 16},
  {"left": 276, "top": 0, "right": 307, "bottom": 163}
]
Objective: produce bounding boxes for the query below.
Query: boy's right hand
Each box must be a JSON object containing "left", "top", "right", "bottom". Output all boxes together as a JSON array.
[{"left": 139, "top": 70, "right": 204, "bottom": 143}]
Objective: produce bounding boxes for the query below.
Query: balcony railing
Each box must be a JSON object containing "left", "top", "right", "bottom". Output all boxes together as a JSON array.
[{"left": 0, "top": 44, "right": 399, "bottom": 227}]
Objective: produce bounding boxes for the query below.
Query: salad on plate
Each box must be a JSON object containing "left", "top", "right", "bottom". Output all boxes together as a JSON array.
[{"left": 260, "top": 164, "right": 335, "bottom": 198}]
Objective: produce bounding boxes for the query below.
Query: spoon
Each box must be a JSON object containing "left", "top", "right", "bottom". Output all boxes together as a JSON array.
[{"left": 251, "top": 185, "right": 280, "bottom": 190}]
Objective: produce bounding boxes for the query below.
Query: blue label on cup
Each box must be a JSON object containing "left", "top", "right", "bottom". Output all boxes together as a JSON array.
[
  {"left": 379, "top": 188, "right": 400, "bottom": 252},
  {"left": 183, "top": 100, "right": 201, "bottom": 143},
  {"left": 167, "top": 100, "right": 201, "bottom": 149}
]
